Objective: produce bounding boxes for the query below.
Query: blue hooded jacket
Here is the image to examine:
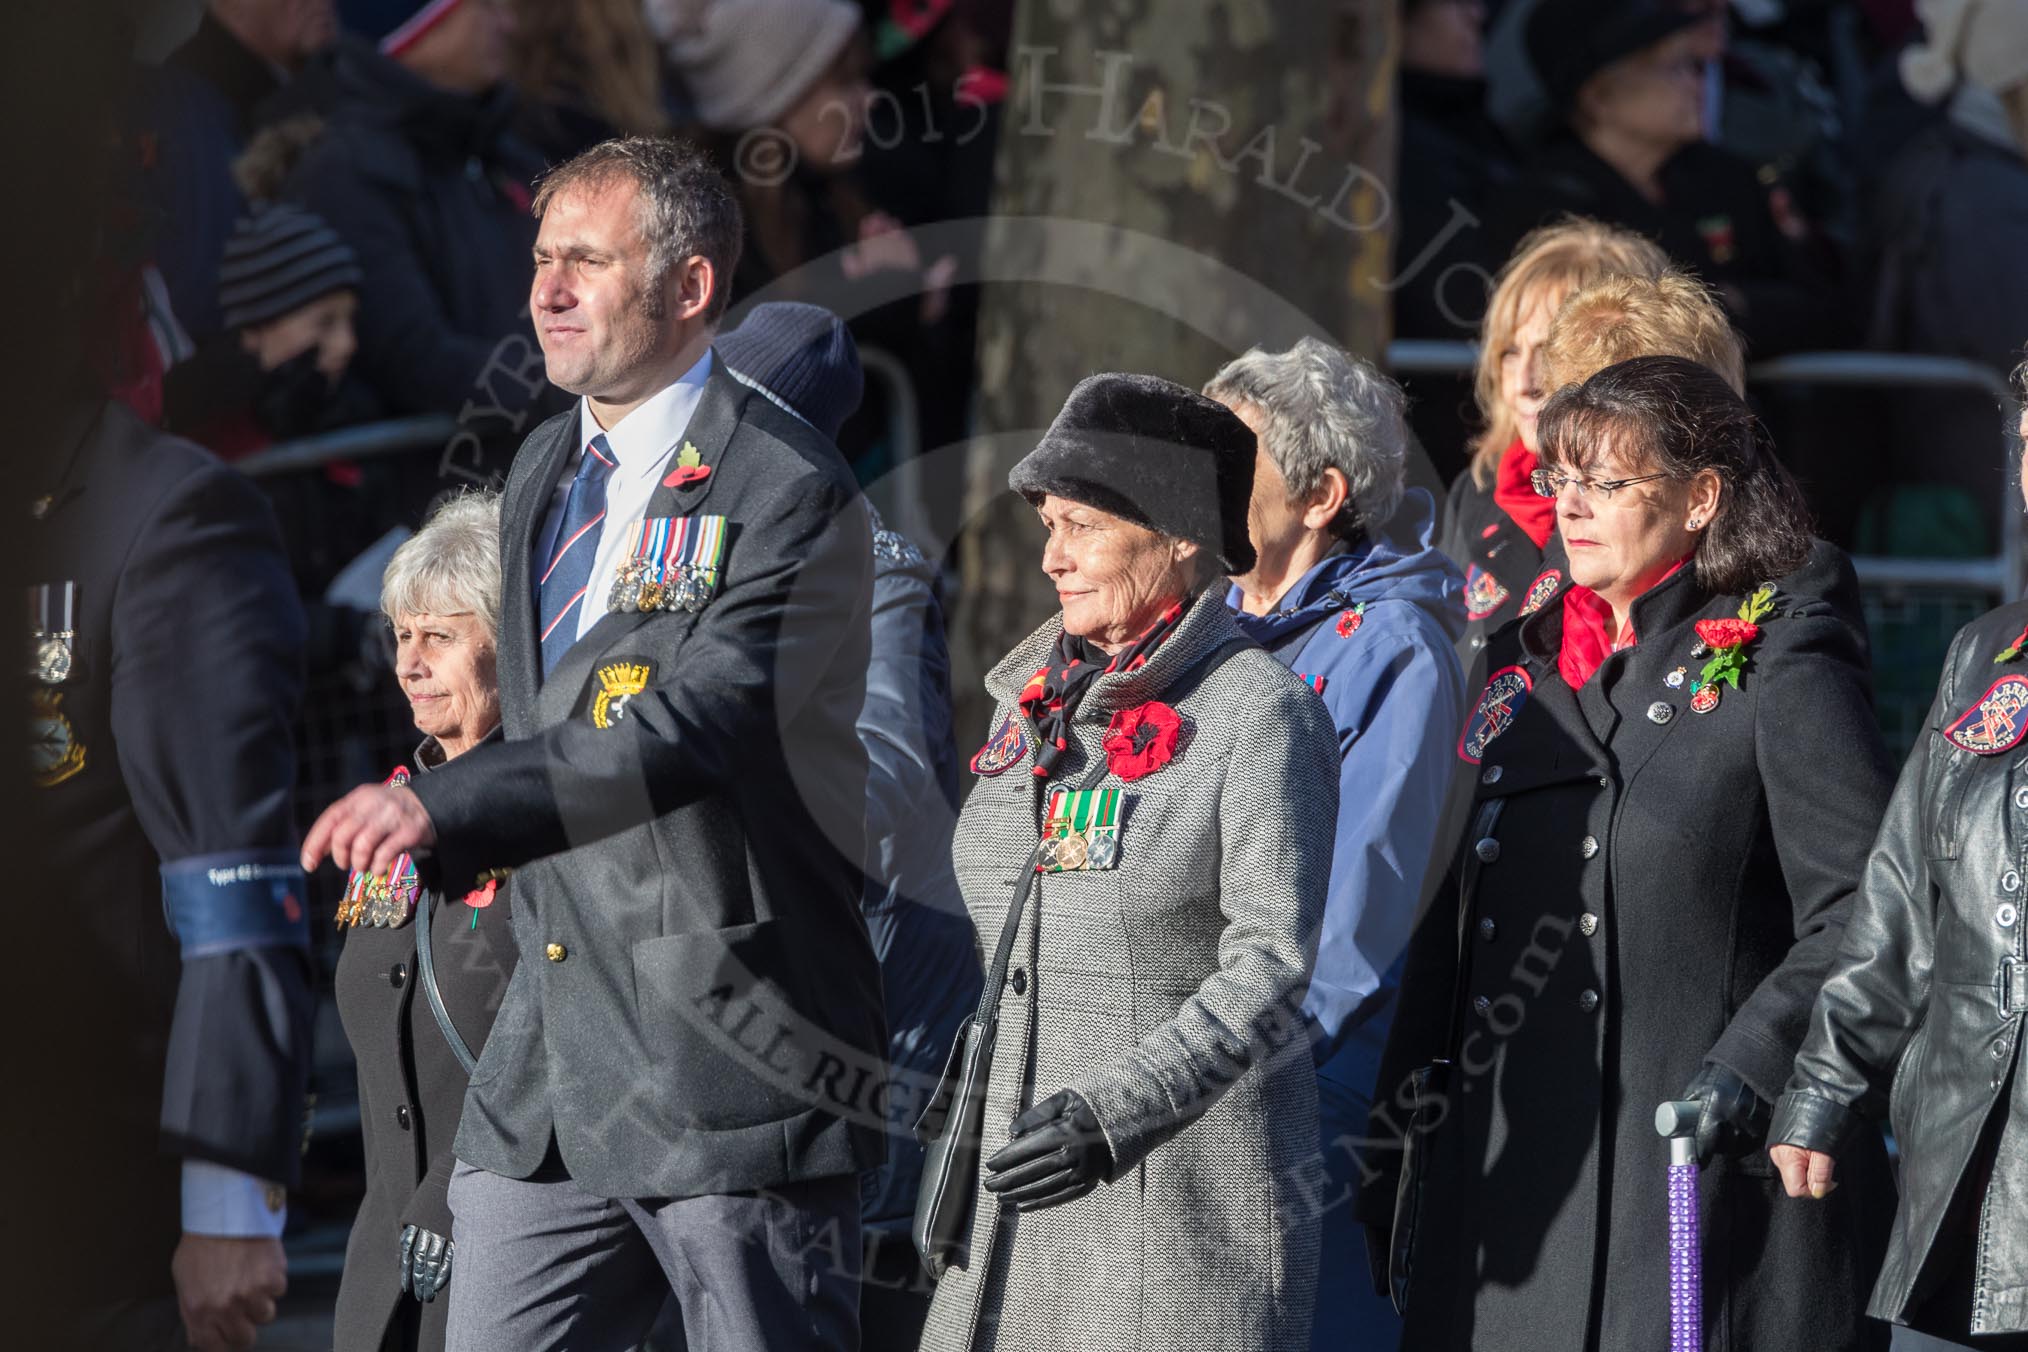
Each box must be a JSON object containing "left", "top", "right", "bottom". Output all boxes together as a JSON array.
[{"left": 1227, "top": 488, "right": 1467, "bottom": 1093}]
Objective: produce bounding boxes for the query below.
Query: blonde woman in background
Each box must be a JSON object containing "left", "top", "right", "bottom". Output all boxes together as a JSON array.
[{"left": 1439, "top": 218, "right": 1667, "bottom": 660}]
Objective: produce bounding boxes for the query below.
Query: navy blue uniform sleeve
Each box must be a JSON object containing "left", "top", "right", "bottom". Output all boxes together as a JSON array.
[{"left": 112, "top": 461, "right": 314, "bottom": 1186}]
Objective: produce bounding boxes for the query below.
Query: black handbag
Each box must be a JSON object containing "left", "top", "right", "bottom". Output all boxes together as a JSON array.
[
  {"left": 414, "top": 888, "right": 479, "bottom": 1075},
  {"left": 911, "top": 755, "right": 1113, "bottom": 1278},
  {"left": 1388, "top": 796, "right": 1504, "bottom": 1315}
]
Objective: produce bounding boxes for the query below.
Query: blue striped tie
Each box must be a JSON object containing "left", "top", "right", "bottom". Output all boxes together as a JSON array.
[{"left": 538, "top": 433, "right": 617, "bottom": 678}]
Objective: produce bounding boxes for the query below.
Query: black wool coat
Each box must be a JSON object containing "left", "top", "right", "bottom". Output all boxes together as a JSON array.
[
  {"left": 334, "top": 741, "right": 517, "bottom": 1352},
  {"left": 1440, "top": 467, "right": 1569, "bottom": 673},
  {"left": 1363, "top": 542, "right": 1898, "bottom": 1352}
]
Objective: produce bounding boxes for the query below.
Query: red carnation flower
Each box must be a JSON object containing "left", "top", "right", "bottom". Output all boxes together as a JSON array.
[
  {"left": 1695, "top": 618, "right": 1761, "bottom": 650},
  {"left": 1103, "top": 701, "right": 1183, "bottom": 781}
]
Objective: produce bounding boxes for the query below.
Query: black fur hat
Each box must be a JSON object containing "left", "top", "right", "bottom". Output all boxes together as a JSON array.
[{"left": 1009, "top": 372, "right": 1258, "bottom": 574}]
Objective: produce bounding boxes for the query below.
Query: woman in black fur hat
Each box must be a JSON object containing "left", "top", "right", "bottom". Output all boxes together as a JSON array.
[{"left": 919, "top": 373, "right": 1338, "bottom": 1352}]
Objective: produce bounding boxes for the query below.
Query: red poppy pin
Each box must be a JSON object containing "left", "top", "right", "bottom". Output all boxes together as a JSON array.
[
  {"left": 1688, "top": 584, "right": 1775, "bottom": 713},
  {"left": 1336, "top": 603, "right": 1366, "bottom": 637},
  {"left": 661, "top": 441, "right": 711, "bottom": 488},
  {"left": 1103, "top": 701, "right": 1183, "bottom": 781},
  {"left": 1994, "top": 620, "right": 2028, "bottom": 664},
  {"left": 464, "top": 878, "right": 499, "bottom": 909}
]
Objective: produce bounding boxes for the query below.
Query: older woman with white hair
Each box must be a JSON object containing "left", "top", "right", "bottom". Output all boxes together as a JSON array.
[
  {"left": 1208, "top": 337, "right": 1466, "bottom": 1352},
  {"left": 919, "top": 373, "right": 1337, "bottom": 1352},
  {"left": 333, "top": 491, "right": 515, "bottom": 1352}
]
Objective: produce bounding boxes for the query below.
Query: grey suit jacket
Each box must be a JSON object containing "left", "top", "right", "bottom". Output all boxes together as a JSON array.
[{"left": 411, "top": 359, "right": 886, "bottom": 1201}]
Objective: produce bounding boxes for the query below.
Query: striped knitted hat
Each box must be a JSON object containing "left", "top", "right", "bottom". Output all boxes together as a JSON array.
[
  {"left": 218, "top": 204, "right": 364, "bottom": 332},
  {"left": 338, "top": 0, "right": 466, "bottom": 56}
]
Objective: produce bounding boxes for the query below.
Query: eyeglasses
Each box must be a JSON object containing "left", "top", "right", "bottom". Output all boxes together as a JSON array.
[{"left": 1529, "top": 468, "right": 1672, "bottom": 502}]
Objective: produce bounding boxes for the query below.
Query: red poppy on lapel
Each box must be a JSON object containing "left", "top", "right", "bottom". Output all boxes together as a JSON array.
[
  {"left": 1103, "top": 701, "right": 1182, "bottom": 781},
  {"left": 662, "top": 464, "right": 712, "bottom": 488},
  {"left": 464, "top": 878, "right": 500, "bottom": 909}
]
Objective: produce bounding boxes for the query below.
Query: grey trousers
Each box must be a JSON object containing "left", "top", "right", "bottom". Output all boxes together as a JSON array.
[{"left": 444, "top": 1158, "right": 862, "bottom": 1352}]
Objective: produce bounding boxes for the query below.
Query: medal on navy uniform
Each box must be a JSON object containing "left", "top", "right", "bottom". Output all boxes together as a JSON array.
[
  {"left": 25, "top": 583, "right": 83, "bottom": 787},
  {"left": 336, "top": 767, "right": 422, "bottom": 928},
  {"left": 606, "top": 515, "right": 728, "bottom": 615},
  {"left": 26, "top": 581, "right": 76, "bottom": 684},
  {"left": 1040, "top": 786, "right": 1122, "bottom": 873}
]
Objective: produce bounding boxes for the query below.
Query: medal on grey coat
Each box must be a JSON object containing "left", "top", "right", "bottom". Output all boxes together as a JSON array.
[{"left": 1039, "top": 787, "right": 1122, "bottom": 872}]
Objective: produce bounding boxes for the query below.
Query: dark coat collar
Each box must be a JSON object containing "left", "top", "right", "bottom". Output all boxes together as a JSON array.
[
  {"left": 414, "top": 722, "right": 503, "bottom": 772},
  {"left": 497, "top": 360, "right": 753, "bottom": 730}
]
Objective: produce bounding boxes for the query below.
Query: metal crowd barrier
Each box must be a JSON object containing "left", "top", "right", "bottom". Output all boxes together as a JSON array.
[
  {"left": 236, "top": 413, "right": 460, "bottom": 479},
  {"left": 1388, "top": 341, "right": 2022, "bottom": 757}
]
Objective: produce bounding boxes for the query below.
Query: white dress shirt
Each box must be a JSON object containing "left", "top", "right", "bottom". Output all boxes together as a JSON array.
[
  {"left": 536, "top": 350, "right": 714, "bottom": 645},
  {"left": 183, "top": 1158, "right": 285, "bottom": 1238}
]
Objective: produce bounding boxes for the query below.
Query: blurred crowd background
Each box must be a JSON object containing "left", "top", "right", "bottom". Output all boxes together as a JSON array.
[{"left": 19, "top": 0, "right": 2027, "bottom": 1339}]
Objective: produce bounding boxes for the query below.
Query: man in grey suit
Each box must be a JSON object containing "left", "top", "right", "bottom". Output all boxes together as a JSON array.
[{"left": 302, "top": 137, "right": 885, "bottom": 1352}]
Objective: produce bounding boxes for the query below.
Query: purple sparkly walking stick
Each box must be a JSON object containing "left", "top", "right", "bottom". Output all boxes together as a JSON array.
[{"left": 1656, "top": 1100, "right": 1702, "bottom": 1352}]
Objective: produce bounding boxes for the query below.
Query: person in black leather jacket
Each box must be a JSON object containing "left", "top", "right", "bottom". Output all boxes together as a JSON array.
[{"left": 1770, "top": 392, "right": 2028, "bottom": 1351}]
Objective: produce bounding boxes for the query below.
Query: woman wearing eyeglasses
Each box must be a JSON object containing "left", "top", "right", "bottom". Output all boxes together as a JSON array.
[{"left": 1359, "top": 354, "right": 1898, "bottom": 1352}]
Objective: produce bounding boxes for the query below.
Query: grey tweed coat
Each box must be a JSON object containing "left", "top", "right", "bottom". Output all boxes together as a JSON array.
[{"left": 919, "top": 588, "right": 1337, "bottom": 1352}]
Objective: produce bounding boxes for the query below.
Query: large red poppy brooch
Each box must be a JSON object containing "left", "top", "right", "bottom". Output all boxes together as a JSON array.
[
  {"left": 1103, "top": 701, "right": 1183, "bottom": 781},
  {"left": 1688, "top": 584, "right": 1775, "bottom": 714}
]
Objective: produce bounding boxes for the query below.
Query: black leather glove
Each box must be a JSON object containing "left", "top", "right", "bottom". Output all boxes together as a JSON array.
[
  {"left": 1681, "top": 1063, "right": 1771, "bottom": 1165},
  {"left": 399, "top": 1224, "right": 454, "bottom": 1303},
  {"left": 982, "top": 1089, "right": 1113, "bottom": 1211}
]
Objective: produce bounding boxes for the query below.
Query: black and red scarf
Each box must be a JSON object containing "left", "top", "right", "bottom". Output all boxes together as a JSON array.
[{"left": 1019, "top": 598, "right": 1189, "bottom": 780}]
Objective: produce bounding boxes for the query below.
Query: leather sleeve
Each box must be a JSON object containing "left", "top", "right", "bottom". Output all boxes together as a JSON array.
[{"left": 1770, "top": 629, "right": 1962, "bottom": 1155}]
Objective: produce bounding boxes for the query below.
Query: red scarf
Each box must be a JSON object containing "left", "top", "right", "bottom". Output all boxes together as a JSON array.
[
  {"left": 1491, "top": 438, "right": 1556, "bottom": 549},
  {"left": 1019, "top": 599, "right": 1189, "bottom": 779},
  {"left": 1556, "top": 560, "right": 1691, "bottom": 689}
]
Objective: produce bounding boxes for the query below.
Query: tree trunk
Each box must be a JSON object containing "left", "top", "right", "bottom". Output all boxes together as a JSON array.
[{"left": 952, "top": 0, "right": 1400, "bottom": 750}]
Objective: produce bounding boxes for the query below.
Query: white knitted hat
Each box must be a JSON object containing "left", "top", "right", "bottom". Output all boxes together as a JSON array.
[
  {"left": 1903, "top": 0, "right": 2028, "bottom": 103},
  {"left": 660, "top": 0, "right": 863, "bottom": 131}
]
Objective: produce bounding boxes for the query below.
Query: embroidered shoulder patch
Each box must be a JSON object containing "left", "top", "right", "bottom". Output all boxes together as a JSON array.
[
  {"left": 1463, "top": 563, "right": 1511, "bottom": 622},
  {"left": 1943, "top": 673, "right": 2028, "bottom": 756},
  {"left": 1519, "top": 569, "right": 1562, "bottom": 616},
  {"left": 971, "top": 712, "right": 1029, "bottom": 777},
  {"left": 592, "top": 662, "right": 652, "bottom": 728},
  {"left": 1458, "top": 665, "right": 1533, "bottom": 765}
]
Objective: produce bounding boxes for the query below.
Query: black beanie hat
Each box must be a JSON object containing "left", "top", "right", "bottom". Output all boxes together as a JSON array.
[
  {"left": 1010, "top": 372, "right": 1258, "bottom": 574},
  {"left": 716, "top": 302, "right": 864, "bottom": 442},
  {"left": 1527, "top": 0, "right": 1706, "bottom": 114},
  {"left": 218, "top": 204, "right": 364, "bottom": 332}
]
